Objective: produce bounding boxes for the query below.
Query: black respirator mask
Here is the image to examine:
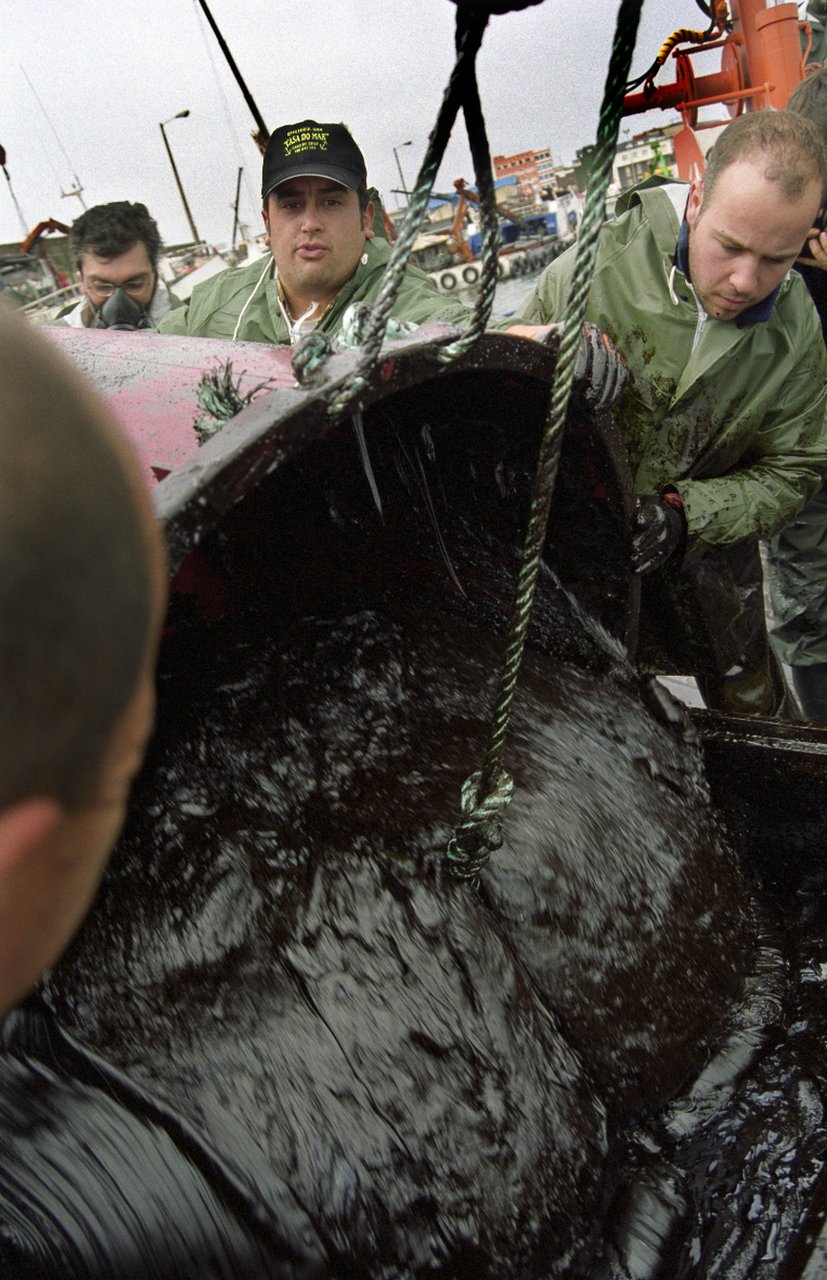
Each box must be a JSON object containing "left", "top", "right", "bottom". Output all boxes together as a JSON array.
[{"left": 91, "top": 287, "right": 153, "bottom": 330}]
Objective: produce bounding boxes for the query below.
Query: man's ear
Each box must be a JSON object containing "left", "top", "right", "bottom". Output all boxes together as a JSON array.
[
  {"left": 261, "top": 206, "right": 271, "bottom": 247},
  {"left": 686, "top": 177, "right": 704, "bottom": 228},
  {"left": 364, "top": 201, "right": 376, "bottom": 240},
  {"left": 0, "top": 798, "right": 64, "bottom": 881}
]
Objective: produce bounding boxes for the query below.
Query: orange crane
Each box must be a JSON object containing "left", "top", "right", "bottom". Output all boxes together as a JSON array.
[
  {"left": 18, "top": 218, "right": 71, "bottom": 290},
  {"left": 622, "top": 0, "right": 810, "bottom": 178},
  {"left": 440, "top": 178, "right": 532, "bottom": 262}
]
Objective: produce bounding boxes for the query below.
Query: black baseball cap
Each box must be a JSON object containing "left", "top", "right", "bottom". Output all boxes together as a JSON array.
[{"left": 261, "top": 120, "right": 367, "bottom": 202}]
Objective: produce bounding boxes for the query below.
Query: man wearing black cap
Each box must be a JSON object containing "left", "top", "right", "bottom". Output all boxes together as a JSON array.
[{"left": 159, "top": 119, "right": 470, "bottom": 345}]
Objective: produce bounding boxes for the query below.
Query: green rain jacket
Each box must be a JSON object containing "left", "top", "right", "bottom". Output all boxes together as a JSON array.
[
  {"left": 511, "top": 180, "right": 827, "bottom": 677},
  {"left": 158, "top": 233, "right": 470, "bottom": 344},
  {"left": 511, "top": 180, "right": 827, "bottom": 549}
]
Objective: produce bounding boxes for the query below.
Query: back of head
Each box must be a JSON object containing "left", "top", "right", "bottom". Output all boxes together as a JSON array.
[
  {"left": 703, "top": 108, "right": 827, "bottom": 207},
  {"left": 70, "top": 201, "right": 162, "bottom": 269},
  {"left": 788, "top": 66, "right": 827, "bottom": 142},
  {"left": 0, "top": 305, "right": 155, "bottom": 810}
]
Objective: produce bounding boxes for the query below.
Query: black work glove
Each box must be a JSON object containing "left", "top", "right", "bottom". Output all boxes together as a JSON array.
[
  {"left": 573, "top": 322, "right": 628, "bottom": 413},
  {"left": 631, "top": 492, "right": 686, "bottom": 575}
]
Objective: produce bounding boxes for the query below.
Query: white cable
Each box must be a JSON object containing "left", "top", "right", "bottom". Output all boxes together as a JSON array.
[{"left": 232, "top": 257, "right": 274, "bottom": 341}]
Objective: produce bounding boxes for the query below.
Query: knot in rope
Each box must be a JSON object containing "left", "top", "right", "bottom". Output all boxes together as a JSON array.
[
  {"left": 322, "top": 307, "right": 421, "bottom": 416},
  {"left": 291, "top": 304, "right": 421, "bottom": 396},
  {"left": 291, "top": 330, "right": 332, "bottom": 383},
  {"left": 333, "top": 303, "right": 419, "bottom": 354},
  {"left": 445, "top": 767, "right": 514, "bottom": 882},
  {"left": 335, "top": 301, "right": 372, "bottom": 349}
]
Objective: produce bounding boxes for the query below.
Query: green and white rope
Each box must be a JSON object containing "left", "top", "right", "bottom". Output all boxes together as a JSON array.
[{"left": 446, "top": 0, "right": 645, "bottom": 882}]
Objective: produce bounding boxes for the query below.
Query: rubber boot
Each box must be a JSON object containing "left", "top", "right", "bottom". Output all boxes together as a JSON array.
[
  {"left": 791, "top": 663, "right": 827, "bottom": 723},
  {"left": 697, "top": 650, "right": 802, "bottom": 720}
]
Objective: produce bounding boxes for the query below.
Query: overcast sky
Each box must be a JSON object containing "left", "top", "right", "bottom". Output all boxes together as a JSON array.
[{"left": 1, "top": 0, "right": 716, "bottom": 249}]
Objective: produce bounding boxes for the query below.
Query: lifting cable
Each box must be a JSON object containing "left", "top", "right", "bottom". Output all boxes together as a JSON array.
[
  {"left": 290, "top": 2, "right": 500, "bottom": 404},
  {"left": 290, "top": 0, "right": 645, "bottom": 886},
  {"left": 446, "top": 0, "right": 646, "bottom": 883}
]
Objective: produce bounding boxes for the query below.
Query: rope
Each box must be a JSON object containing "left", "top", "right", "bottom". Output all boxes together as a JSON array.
[
  {"left": 290, "top": 303, "right": 419, "bottom": 381},
  {"left": 436, "top": 7, "right": 500, "bottom": 364},
  {"left": 446, "top": 0, "right": 645, "bottom": 883},
  {"left": 290, "top": 5, "right": 498, "bottom": 412},
  {"left": 192, "top": 360, "right": 270, "bottom": 444}
]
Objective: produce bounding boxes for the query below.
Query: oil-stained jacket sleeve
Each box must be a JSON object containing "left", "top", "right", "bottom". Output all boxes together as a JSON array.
[{"left": 677, "top": 332, "right": 827, "bottom": 549}]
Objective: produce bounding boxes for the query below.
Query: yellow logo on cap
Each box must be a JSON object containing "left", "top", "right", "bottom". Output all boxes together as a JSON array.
[{"left": 283, "top": 126, "right": 330, "bottom": 157}]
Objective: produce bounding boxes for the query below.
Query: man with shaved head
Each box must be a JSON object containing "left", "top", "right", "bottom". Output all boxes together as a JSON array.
[
  {"left": 0, "top": 307, "right": 304, "bottom": 1277},
  {"left": 0, "top": 302, "right": 167, "bottom": 1016}
]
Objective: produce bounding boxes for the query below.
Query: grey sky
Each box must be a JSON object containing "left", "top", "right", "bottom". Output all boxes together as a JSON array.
[{"left": 1, "top": 0, "right": 712, "bottom": 249}]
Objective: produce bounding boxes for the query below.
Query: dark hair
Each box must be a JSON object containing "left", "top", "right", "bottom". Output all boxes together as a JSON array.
[
  {"left": 702, "top": 109, "right": 827, "bottom": 208},
  {"left": 788, "top": 67, "right": 827, "bottom": 143},
  {"left": 0, "top": 304, "right": 154, "bottom": 810},
  {"left": 70, "top": 201, "right": 163, "bottom": 271}
]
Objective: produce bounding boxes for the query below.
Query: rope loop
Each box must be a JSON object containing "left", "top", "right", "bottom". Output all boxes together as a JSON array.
[
  {"left": 445, "top": 767, "right": 514, "bottom": 882},
  {"left": 292, "top": 330, "right": 332, "bottom": 383},
  {"left": 443, "top": 0, "right": 645, "bottom": 886},
  {"left": 290, "top": 5, "right": 495, "bottom": 413}
]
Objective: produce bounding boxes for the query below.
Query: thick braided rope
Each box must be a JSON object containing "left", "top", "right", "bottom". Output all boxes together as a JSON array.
[
  {"left": 436, "top": 10, "right": 501, "bottom": 363},
  {"left": 291, "top": 7, "right": 490, "bottom": 413},
  {"left": 290, "top": 329, "right": 331, "bottom": 381},
  {"left": 446, "top": 0, "right": 645, "bottom": 881}
]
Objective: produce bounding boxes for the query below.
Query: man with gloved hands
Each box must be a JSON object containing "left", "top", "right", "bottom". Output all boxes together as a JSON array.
[
  {"left": 508, "top": 108, "right": 827, "bottom": 717},
  {"left": 54, "top": 202, "right": 178, "bottom": 331}
]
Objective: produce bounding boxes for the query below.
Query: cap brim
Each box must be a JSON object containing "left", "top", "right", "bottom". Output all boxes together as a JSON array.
[{"left": 262, "top": 164, "right": 363, "bottom": 201}]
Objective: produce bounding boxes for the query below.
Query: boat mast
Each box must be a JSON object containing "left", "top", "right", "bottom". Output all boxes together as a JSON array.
[
  {"left": 194, "top": 0, "right": 270, "bottom": 148},
  {"left": 231, "top": 165, "right": 243, "bottom": 247}
]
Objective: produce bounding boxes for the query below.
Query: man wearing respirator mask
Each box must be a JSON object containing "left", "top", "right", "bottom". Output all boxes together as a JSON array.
[{"left": 55, "top": 201, "right": 179, "bottom": 331}]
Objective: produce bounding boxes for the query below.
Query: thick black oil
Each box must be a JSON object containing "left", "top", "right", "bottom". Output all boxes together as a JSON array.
[{"left": 0, "top": 377, "right": 821, "bottom": 1277}]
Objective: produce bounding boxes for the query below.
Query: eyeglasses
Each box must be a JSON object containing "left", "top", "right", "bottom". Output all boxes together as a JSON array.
[{"left": 84, "top": 272, "right": 155, "bottom": 299}]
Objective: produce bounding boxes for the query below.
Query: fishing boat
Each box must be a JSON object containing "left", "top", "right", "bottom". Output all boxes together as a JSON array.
[{"left": 416, "top": 177, "right": 579, "bottom": 293}]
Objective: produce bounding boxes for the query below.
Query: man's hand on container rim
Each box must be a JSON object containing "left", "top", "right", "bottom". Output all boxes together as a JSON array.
[{"left": 505, "top": 321, "right": 627, "bottom": 412}]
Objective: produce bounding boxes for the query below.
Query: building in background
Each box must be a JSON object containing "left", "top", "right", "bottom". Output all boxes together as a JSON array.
[
  {"left": 492, "top": 146, "right": 555, "bottom": 217},
  {"left": 611, "top": 125, "right": 679, "bottom": 192}
]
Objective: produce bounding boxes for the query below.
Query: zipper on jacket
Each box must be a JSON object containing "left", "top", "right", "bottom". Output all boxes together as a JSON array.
[
  {"left": 667, "top": 262, "right": 707, "bottom": 352},
  {"left": 687, "top": 281, "right": 708, "bottom": 352}
]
